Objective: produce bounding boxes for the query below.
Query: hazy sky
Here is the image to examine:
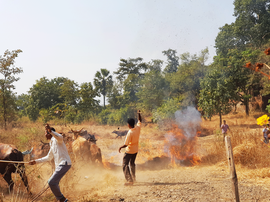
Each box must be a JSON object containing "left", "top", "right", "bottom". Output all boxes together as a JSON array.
[{"left": 0, "top": 0, "right": 235, "bottom": 96}]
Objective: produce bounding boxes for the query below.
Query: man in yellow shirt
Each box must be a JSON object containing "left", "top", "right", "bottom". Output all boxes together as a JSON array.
[{"left": 119, "top": 110, "right": 142, "bottom": 186}]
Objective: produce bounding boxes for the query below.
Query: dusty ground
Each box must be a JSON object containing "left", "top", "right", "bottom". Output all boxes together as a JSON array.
[{"left": 1, "top": 122, "right": 270, "bottom": 201}]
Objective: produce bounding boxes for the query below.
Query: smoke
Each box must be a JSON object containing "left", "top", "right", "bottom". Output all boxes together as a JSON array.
[{"left": 174, "top": 106, "right": 201, "bottom": 138}]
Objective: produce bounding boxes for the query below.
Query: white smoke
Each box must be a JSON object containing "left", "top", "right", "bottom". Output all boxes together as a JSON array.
[
  {"left": 164, "top": 106, "right": 202, "bottom": 161},
  {"left": 174, "top": 106, "right": 201, "bottom": 138}
]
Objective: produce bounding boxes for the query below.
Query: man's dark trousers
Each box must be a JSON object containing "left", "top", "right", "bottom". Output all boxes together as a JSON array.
[{"left": 123, "top": 153, "right": 137, "bottom": 182}]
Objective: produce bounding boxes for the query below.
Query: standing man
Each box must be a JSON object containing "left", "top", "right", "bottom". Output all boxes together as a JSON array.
[
  {"left": 263, "top": 124, "right": 269, "bottom": 144},
  {"left": 221, "top": 120, "right": 230, "bottom": 141},
  {"left": 119, "top": 110, "right": 142, "bottom": 186},
  {"left": 29, "top": 124, "right": 71, "bottom": 202}
]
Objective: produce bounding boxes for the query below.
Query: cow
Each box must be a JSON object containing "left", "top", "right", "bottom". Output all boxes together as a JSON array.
[
  {"left": 70, "top": 129, "right": 102, "bottom": 164},
  {"left": 30, "top": 141, "right": 50, "bottom": 160},
  {"left": 112, "top": 129, "right": 128, "bottom": 138},
  {"left": 0, "top": 143, "right": 31, "bottom": 193}
]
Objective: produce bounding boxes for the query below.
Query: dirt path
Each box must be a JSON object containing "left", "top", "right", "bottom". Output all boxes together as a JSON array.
[{"left": 68, "top": 164, "right": 270, "bottom": 202}]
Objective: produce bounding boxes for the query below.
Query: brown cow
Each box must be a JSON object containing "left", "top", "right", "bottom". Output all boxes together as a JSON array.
[
  {"left": 0, "top": 143, "right": 31, "bottom": 193},
  {"left": 70, "top": 129, "right": 102, "bottom": 164},
  {"left": 30, "top": 141, "right": 50, "bottom": 160}
]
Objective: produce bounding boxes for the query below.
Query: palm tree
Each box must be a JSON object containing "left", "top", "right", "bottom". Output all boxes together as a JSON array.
[{"left": 94, "top": 69, "right": 113, "bottom": 107}]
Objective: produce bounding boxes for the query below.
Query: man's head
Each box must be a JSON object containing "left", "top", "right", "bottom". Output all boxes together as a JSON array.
[
  {"left": 45, "top": 127, "right": 55, "bottom": 140},
  {"left": 223, "top": 120, "right": 226, "bottom": 124},
  {"left": 266, "top": 124, "right": 269, "bottom": 128},
  {"left": 127, "top": 118, "right": 135, "bottom": 128}
]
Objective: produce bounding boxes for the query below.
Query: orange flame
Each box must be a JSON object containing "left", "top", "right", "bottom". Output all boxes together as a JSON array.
[{"left": 164, "top": 124, "right": 201, "bottom": 166}]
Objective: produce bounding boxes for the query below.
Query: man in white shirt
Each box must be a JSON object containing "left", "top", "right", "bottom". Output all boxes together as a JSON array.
[{"left": 29, "top": 124, "right": 71, "bottom": 202}]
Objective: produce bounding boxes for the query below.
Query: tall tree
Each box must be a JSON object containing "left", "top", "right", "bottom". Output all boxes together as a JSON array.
[
  {"left": 107, "top": 81, "right": 125, "bottom": 109},
  {"left": 137, "top": 69, "right": 168, "bottom": 112},
  {"left": 78, "top": 82, "right": 99, "bottom": 113},
  {"left": 0, "top": 49, "right": 23, "bottom": 129},
  {"left": 60, "top": 79, "right": 79, "bottom": 107},
  {"left": 114, "top": 57, "right": 148, "bottom": 81},
  {"left": 162, "top": 49, "right": 179, "bottom": 74},
  {"left": 168, "top": 48, "right": 209, "bottom": 107},
  {"left": 94, "top": 69, "right": 113, "bottom": 107},
  {"left": 233, "top": 0, "right": 270, "bottom": 48},
  {"left": 199, "top": 66, "right": 233, "bottom": 126}
]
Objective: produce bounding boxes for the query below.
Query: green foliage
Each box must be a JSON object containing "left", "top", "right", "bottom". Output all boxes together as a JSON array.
[
  {"left": 78, "top": 82, "right": 99, "bottom": 112},
  {"left": 39, "top": 108, "right": 52, "bottom": 124},
  {"left": 199, "top": 65, "right": 233, "bottom": 125},
  {"left": 137, "top": 69, "right": 168, "bottom": 112},
  {"left": 97, "top": 106, "right": 136, "bottom": 125},
  {"left": 114, "top": 57, "right": 148, "bottom": 81},
  {"left": 98, "top": 108, "right": 111, "bottom": 125},
  {"left": 122, "top": 74, "right": 140, "bottom": 104},
  {"left": 107, "top": 81, "right": 125, "bottom": 109},
  {"left": 60, "top": 79, "right": 79, "bottom": 106},
  {"left": 162, "top": 49, "right": 179, "bottom": 73},
  {"left": 168, "top": 48, "right": 209, "bottom": 106},
  {"left": 152, "top": 98, "right": 182, "bottom": 123},
  {"left": 0, "top": 49, "right": 23, "bottom": 129}
]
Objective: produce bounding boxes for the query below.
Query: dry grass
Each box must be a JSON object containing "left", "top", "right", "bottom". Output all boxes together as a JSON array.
[{"left": 2, "top": 110, "right": 270, "bottom": 200}]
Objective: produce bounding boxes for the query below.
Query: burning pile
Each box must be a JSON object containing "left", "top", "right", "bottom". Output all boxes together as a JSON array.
[
  {"left": 164, "top": 124, "right": 201, "bottom": 166},
  {"left": 164, "top": 107, "right": 201, "bottom": 166}
]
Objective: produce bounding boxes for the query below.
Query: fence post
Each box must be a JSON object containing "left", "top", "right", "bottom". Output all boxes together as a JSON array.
[{"left": 225, "top": 136, "right": 240, "bottom": 202}]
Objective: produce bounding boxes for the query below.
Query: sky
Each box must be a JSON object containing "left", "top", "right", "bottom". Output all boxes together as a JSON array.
[{"left": 0, "top": 0, "right": 236, "bottom": 96}]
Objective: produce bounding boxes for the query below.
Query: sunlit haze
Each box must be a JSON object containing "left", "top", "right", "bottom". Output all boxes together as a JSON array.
[{"left": 0, "top": 0, "right": 235, "bottom": 96}]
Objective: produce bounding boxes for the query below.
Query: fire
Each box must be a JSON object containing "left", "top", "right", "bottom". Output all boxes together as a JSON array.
[{"left": 164, "top": 124, "right": 201, "bottom": 166}]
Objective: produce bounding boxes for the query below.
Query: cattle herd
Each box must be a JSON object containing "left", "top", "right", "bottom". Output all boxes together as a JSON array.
[
  {"left": 0, "top": 128, "right": 104, "bottom": 194},
  {"left": 0, "top": 128, "right": 129, "bottom": 195}
]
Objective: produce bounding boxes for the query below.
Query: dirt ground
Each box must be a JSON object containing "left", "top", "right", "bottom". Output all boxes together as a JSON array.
[{"left": 1, "top": 124, "right": 270, "bottom": 201}]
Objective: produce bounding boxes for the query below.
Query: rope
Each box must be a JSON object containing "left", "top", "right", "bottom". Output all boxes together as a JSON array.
[{"left": 0, "top": 160, "right": 29, "bottom": 164}]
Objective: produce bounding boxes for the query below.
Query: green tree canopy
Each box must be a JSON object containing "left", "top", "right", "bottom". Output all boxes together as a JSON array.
[{"left": 0, "top": 49, "right": 23, "bottom": 129}]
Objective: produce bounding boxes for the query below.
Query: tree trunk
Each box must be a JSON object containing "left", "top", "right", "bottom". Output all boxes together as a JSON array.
[
  {"left": 219, "top": 111, "right": 222, "bottom": 128},
  {"left": 103, "top": 95, "right": 106, "bottom": 108},
  {"left": 3, "top": 94, "right": 7, "bottom": 130},
  {"left": 245, "top": 99, "right": 249, "bottom": 116}
]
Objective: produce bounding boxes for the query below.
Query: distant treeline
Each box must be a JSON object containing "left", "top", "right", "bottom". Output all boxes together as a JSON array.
[{"left": 1, "top": 0, "right": 270, "bottom": 129}]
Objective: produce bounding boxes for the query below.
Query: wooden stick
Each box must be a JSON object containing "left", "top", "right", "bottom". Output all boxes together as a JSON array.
[
  {"left": 263, "top": 63, "right": 270, "bottom": 70},
  {"left": 0, "top": 160, "right": 29, "bottom": 164},
  {"left": 225, "top": 136, "right": 240, "bottom": 202}
]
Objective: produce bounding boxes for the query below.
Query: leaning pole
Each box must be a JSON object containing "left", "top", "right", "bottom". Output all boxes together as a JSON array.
[{"left": 225, "top": 136, "right": 240, "bottom": 202}]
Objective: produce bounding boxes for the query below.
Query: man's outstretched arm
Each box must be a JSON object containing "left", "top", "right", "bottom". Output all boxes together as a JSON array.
[{"left": 138, "top": 110, "right": 142, "bottom": 122}]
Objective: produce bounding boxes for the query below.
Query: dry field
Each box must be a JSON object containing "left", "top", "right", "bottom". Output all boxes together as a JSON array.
[{"left": 1, "top": 110, "right": 270, "bottom": 201}]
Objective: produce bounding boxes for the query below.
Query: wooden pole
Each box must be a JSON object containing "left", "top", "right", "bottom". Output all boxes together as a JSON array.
[{"left": 225, "top": 136, "right": 240, "bottom": 202}]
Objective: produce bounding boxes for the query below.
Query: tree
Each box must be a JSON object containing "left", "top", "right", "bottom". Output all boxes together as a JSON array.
[
  {"left": 60, "top": 79, "right": 79, "bottom": 107},
  {"left": 0, "top": 49, "right": 23, "bottom": 129},
  {"left": 27, "top": 77, "right": 68, "bottom": 121},
  {"left": 122, "top": 74, "right": 139, "bottom": 104},
  {"left": 137, "top": 69, "right": 168, "bottom": 112},
  {"left": 78, "top": 82, "right": 99, "bottom": 113},
  {"left": 94, "top": 69, "right": 113, "bottom": 107},
  {"left": 162, "top": 49, "right": 179, "bottom": 74},
  {"left": 214, "top": 48, "right": 262, "bottom": 116},
  {"left": 168, "top": 48, "right": 209, "bottom": 107},
  {"left": 199, "top": 66, "right": 233, "bottom": 126},
  {"left": 233, "top": 0, "right": 270, "bottom": 48},
  {"left": 107, "top": 81, "right": 125, "bottom": 109},
  {"left": 114, "top": 57, "right": 148, "bottom": 81}
]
